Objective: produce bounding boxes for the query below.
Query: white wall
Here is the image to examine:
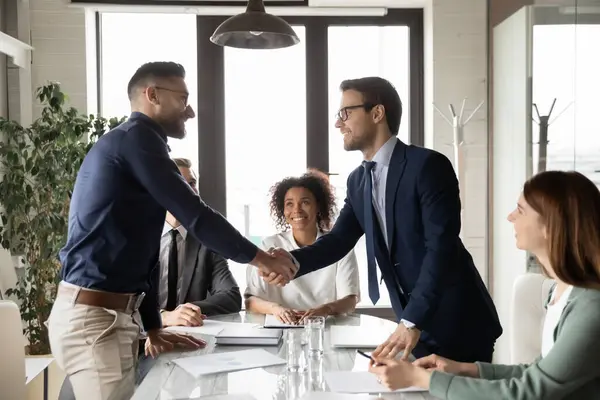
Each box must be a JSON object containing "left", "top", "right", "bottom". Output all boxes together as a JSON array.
[{"left": 491, "top": 6, "right": 532, "bottom": 363}]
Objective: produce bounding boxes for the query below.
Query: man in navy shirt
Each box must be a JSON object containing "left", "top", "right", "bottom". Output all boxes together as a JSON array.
[{"left": 47, "top": 61, "right": 296, "bottom": 400}]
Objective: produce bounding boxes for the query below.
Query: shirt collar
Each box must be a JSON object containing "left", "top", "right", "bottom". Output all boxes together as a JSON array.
[
  {"left": 284, "top": 229, "right": 322, "bottom": 248},
  {"left": 371, "top": 136, "right": 398, "bottom": 168},
  {"left": 162, "top": 222, "right": 187, "bottom": 240},
  {"left": 129, "top": 111, "right": 171, "bottom": 152}
]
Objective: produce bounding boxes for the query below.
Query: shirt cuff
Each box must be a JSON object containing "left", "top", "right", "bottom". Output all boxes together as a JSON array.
[
  {"left": 289, "top": 252, "right": 300, "bottom": 269},
  {"left": 400, "top": 319, "right": 416, "bottom": 329}
]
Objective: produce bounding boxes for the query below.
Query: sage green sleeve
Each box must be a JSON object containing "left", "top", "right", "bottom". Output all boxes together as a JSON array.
[
  {"left": 475, "top": 360, "right": 534, "bottom": 380},
  {"left": 429, "top": 297, "right": 600, "bottom": 400}
]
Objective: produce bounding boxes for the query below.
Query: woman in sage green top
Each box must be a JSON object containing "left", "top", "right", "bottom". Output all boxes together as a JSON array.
[{"left": 369, "top": 170, "right": 600, "bottom": 399}]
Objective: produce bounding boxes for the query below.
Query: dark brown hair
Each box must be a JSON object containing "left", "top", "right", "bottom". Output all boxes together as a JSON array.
[
  {"left": 523, "top": 170, "right": 600, "bottom": 288},
  {"left": 127, "top": 61, "right": 186, "bottom": 100},
  {"left": 269, "top": 169, "right": 337, "bottom": 233},
  {"left": 339, "top": 77, "right": 402, "bottom": 135}
]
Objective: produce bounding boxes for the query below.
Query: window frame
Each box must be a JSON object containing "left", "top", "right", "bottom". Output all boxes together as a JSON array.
[
  {"left": 196, "top": 10, "right": 424, "bottom": 217},
  {"left": 96, "top": 10, "right": 424, "bottom": 320}
]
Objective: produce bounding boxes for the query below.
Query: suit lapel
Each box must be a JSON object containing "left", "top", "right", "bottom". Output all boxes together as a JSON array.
[
  {"left": 179, "top": 235, "right": 200, "bottom": 304},
  {"left": 385, "top": 141, "right": 407, "bottom": 253}
]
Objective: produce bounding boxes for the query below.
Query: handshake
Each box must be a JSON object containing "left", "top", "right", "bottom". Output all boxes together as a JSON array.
[{"left": 253, "top": 247, "right": 299, "bottom": 287}]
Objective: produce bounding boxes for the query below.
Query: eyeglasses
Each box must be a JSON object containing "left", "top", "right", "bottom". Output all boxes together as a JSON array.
[
  {"left": 335, "top": 103, "right": 374, "bottom": 122},
  {"left": 154, "top": 86, "right": 189, "bottom": 106}
]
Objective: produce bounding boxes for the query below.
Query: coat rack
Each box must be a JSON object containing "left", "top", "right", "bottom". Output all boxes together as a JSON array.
[
  {"left": 433, "top": 98, "right": 485, "bottom": 210},
  {"left": 532, "top": 98, "right": 572, "bottom": 173}
]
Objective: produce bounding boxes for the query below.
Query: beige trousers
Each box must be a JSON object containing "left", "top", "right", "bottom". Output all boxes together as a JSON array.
[{"left": 48, "top": 287, "right": 142, "bottom": 400}]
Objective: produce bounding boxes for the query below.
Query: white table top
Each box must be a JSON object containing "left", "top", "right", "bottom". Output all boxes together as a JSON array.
[{"left": 132, "top": 312, "right": 436, "bottom": 400}]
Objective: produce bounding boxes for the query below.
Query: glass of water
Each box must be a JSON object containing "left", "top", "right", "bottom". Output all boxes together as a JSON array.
[
  {"left": 305, "top": 316, "right": 325, "bottom": 355},
  {"left": 286, "top": 329, "right": 307, "bottom": 372}
]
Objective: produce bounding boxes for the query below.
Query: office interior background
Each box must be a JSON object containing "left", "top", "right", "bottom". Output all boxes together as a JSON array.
[{"left": 0, "top": 0, "right": 599, "bottom": 398}]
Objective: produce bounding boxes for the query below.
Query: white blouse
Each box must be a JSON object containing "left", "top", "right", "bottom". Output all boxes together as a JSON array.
[
  {"left": 541, "top": 284, "right": 573, "bottom": 357},
  {"left": 245, "top": 230, "right": 361, "bottom": 310}
]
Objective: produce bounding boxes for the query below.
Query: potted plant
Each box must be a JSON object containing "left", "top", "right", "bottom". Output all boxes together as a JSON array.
[{"left": 0, "top": 82, "right": 125, "bottom": 355}]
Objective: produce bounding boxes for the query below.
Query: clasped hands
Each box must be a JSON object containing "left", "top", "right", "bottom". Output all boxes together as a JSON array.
[{"left": 255, "top": 247, "right": 298, "bottom": 287}]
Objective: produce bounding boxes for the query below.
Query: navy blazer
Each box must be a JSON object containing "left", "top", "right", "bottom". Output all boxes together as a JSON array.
[{"left": 292, "top": 140, "right": 502, "bottom": 361}]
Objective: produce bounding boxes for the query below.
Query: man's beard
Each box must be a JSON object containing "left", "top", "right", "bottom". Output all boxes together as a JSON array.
[{"left": 162, "top": 118, "right": 186, "bottom": 139}]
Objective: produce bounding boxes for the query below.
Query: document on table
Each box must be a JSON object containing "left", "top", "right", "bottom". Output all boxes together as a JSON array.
[
  {"left": 264, "top": 314, "right": 304, "bottom": 328},
  {"left": 25, "top": 357, "right": 54, "bottom": 384},
  {"left": 172, "top": 348, "right": 286, "bottom": 377},
  {"left": 300, "top": 393, "right": 381, "bottom": 400},
  {"left": 324, "top": 371, "right": 427, "bottom": 393},
  {"left": 329, "top": 326, "right": 392, "bottom": 348},
  {"left": 165, "top": 320, "right": 258, "bottom": 336},
  {"left": 177, "top": 395, "right": 257, "bottom": 400}
]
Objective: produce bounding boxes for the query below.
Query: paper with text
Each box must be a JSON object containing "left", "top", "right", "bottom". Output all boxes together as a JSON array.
[
  {"left": 324, "top": 371, "right": 427, "bottom": 393},
  {"left": 172, "top": 348, "right": 286, "bottom": 377}
]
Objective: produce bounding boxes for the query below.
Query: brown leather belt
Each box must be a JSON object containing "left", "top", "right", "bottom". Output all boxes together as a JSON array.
[{"left": 57, "top": 283, "right": 145, "bottom": 314}]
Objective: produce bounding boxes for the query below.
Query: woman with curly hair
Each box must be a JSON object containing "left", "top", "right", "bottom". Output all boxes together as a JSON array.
[{"left": 245, "top": 169, "right": 360, "bottom": 324}]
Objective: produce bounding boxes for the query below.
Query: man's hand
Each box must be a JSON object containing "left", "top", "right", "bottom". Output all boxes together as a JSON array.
[
  {"left": 252, "top": 248, "right": 297, "bottom": 287},
  {"left": 144, "top": 329, "right": 206, "bottom": 358},
  {"left": 161, "top": 303, "right": 206, "bottom": 327},
  {"left": 272, "top": 305, "right": 300, "bottom": 325},
  {"left": 372, "top": 323, "right": 421, "bottom": 360}
]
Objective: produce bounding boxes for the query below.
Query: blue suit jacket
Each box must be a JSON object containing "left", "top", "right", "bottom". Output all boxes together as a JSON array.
[{"left": 291, "top": 140, "right": 502, "bottom": 360}]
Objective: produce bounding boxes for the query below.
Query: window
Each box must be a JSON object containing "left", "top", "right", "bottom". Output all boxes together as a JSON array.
[
  {"left": 328, "top": 26, "right": 410, "bottom": 307},
  {"left": 97, "top": 10, "right": 424, "bottom": 312},
  {"left": 223, "top": 26, "right": 307, "bottom": 294},
  {"left": 100, "top": 13, "right": 199, "bottom": 166}
]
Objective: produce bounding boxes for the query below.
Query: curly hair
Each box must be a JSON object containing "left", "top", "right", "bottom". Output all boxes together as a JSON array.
[{"left": 269, "top": 169, "right": 337, "bottom": 233}]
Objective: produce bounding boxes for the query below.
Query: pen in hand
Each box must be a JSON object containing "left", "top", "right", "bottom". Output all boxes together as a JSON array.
[{"left": 356, "top": 349, "right": 381, "bottom": 366}]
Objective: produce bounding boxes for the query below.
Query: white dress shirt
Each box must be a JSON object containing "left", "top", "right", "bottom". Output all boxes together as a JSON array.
[
  {"left": 541, "top": 284, "right": 573, "bottom": 357},
  {"left": 245, "top": 230, "right": 360, "bottom": 310},
  {"left": 368, "top": 137, "right": 415, "bottom": 328},
  {"left": 158, "top": 223, "right": 188, "bottom": 309},
  {"left": 369, "top": 136, "right": 398, "bottom": 249}
]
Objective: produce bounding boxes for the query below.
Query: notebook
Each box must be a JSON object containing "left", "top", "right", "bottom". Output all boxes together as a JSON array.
[
  {"left": 215, "top": 325, "right": 283, "bottom": 346},
  {"left": 329, "top": 326, "right": 392, "bottom": 349}
]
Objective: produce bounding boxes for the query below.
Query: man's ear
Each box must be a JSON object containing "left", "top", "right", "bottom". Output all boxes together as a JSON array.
[
  {"left": 372, "top": 104, "right": 385, "bottom": 124},
  {"left": 146, "top": 86, "right": 160, "bottom": 105}
]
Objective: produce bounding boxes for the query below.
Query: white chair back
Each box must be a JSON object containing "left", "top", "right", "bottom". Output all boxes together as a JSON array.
[
  {"left": 0, "top": 300, "right": 26, "bottom": 399},
  {"left": 510, "top": 273, "right": 555, "bottom": 364}
]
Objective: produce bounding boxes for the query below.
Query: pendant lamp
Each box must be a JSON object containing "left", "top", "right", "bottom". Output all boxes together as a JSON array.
[{"left": 210, "top": 0, "right": 300, "bottom": 50}]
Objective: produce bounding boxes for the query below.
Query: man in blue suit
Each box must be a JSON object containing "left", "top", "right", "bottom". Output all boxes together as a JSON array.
[{"left": 266, "top": 77, "right": 501, "bottom": 363}]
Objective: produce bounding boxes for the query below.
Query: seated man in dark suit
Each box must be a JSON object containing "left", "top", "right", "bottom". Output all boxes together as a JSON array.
[
  {"left": 158, "top": 157, "right": 242, "bottom": 324},
  {"left": 59, "top": 157, "right": 241, "bottom": 399}
]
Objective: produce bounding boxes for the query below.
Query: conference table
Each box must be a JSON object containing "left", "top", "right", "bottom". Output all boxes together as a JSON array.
[{"left": 132, "top": 312, "right": 437, "bottom": 400}]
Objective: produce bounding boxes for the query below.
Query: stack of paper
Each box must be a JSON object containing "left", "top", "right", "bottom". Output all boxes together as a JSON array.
[
  {"left": 172, "top": 348, "right": 286, "bottom": 378},
  {"left": 216, "top": 325, "right": 283, "bottom": 346},
  {"left": 165, "top": 320, "right": 258, "bottom": 337},
  {"left": 324, "top": 371, "right": 426, "bottom": 393}
]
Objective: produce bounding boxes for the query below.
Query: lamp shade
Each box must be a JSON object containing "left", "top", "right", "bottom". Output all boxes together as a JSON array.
[{"left": 210, "top": 0, "right": 300, "bottom": 49}]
